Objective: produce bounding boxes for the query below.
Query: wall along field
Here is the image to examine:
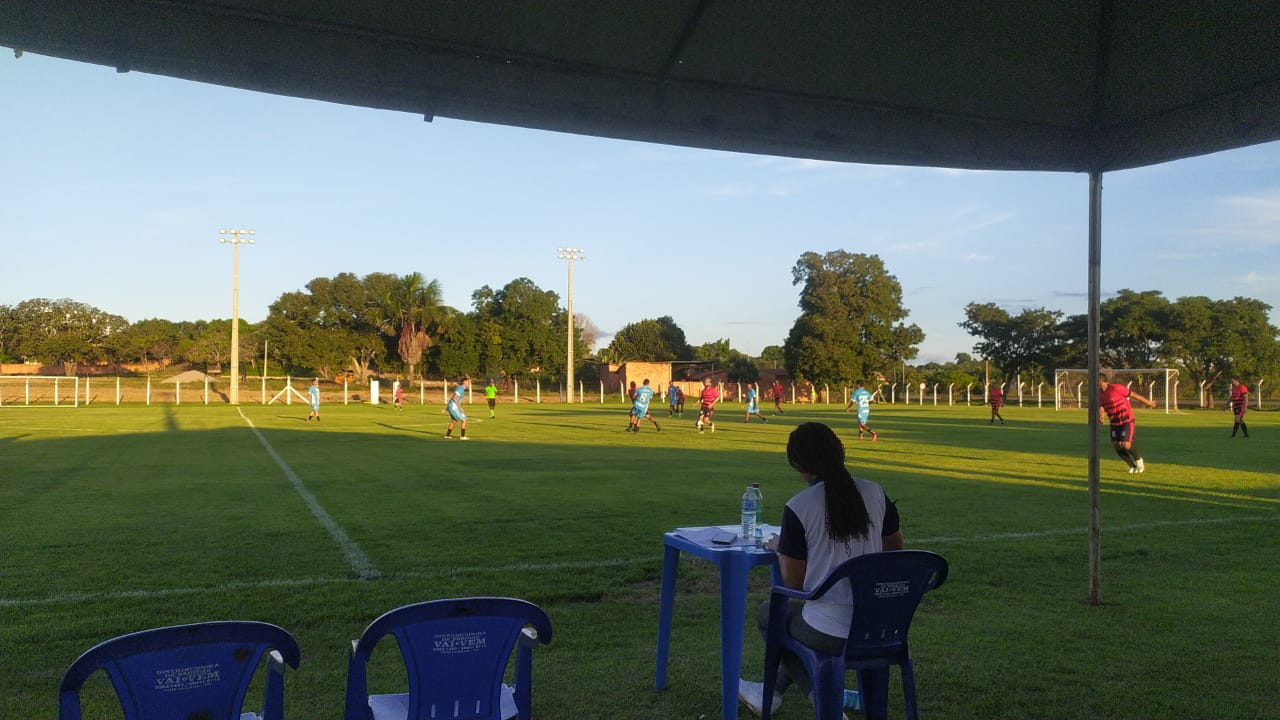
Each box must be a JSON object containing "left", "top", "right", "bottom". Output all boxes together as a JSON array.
[{"left": 1, "top": 401, "right": 1275, "bottom": 719}]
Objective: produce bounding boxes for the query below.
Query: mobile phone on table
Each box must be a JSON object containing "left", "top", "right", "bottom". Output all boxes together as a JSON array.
[{"left": 711, "top": 531, "right": 737, "bottom": 545}]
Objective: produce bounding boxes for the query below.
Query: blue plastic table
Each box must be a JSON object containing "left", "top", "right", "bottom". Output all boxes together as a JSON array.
[{"left": 655, "top": 525, "right": 780, "bottom": 720}]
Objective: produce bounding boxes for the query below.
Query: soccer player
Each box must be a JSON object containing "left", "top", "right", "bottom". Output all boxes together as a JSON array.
[
  {"left": 485, "top": 378, "right": 498, "bottom": 418},
  {"left": 697, "top": 377, "right": 719, "bottom": 433},
  {"left": 444, "top": 375, "right": 471, "bottom": 440},
  {"left": 627, "top": 378, "right": 661, "bottom": 432},
  {"left": 668, "top": 381, "right": 680, "bottom": 417},
  {"left": 393, "top": 379, "right": 404, "bottom": 410},
  {"left": 625, "top": 380, "right": 638, "bottom": 428},
  {"left": 989, "top": 382, "right": 1005, "bottom": 424},
  {"left": 1098, "top": 373, "right": 1157, "bottom": 472},
  {"left": 772, "top": 379, "right": 786, "bottom": 415},
  {"left": 844, "top": 380, "right": 877, "bottom": 440},
  {"left": 306, "top": 378, "right": 321, "bottom": 423},
  {"left": 676, "top": 386, "right": 686, "bottom": 416},
  {"left": 1226, "top": 377, "right": 1250, "bottom": 438},
  {"left": 744, "top": 382, "right": 768, "bottom": 423}
]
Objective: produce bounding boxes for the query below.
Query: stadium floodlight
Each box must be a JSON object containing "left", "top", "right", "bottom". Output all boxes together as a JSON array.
[
  {"left": 556, "top": 248, "right": 586, "bottom": 403},
  {"left": 218, "top": 228, "right": 256, "bottom": 405}
]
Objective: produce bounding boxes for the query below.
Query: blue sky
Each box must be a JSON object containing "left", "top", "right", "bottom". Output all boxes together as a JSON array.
[{"left": 3, "top": 53, "right": 1278, "bottom": 363}]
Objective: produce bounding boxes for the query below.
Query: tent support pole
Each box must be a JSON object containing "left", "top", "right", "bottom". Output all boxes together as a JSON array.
[{"left": 1087, "top": 171, "right": 1103, "bottom": 606}]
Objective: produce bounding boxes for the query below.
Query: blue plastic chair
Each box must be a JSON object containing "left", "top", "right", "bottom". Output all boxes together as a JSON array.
[
  {"left": 59, "top": 621, "right": 301, "bottom": 720},
  {"left": 345, "top": 597, "right": 553, "bottom": 720},
  {"left": 761, "top": 550, "right": 948, "bottom": 720}
]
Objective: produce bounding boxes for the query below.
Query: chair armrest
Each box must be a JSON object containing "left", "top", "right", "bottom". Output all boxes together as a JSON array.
[
  {"left": 770, "top": 584, "right": 812, "bottom": 600},
  {"left": 345, "top": 640, "right": 370, "bottom": 720},
  {"left": 518, "top": 626, "right": 540, "bottom": 648},
  {"left": 261, "top": 650, "right": 287, "bottom": 720}
]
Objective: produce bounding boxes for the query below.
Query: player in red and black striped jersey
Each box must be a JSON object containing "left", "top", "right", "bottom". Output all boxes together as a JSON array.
[
  {"left": 696, "top": 377, "right": 719, "bottom": 433},
  {"left": 1226, "top": 377, "right": 1250, "bottom": 438},
  {"left": 1098, "top": 373, "right": 1157, "bottom": 473},
  {"left": 989, "top": 382, "right": 1005, "bottom": 424}
]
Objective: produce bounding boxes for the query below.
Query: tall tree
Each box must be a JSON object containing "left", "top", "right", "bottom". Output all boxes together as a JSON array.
[
  {"left": 759, "top": 344, "right": 786, "bottom": 368},
  {"left": 783, "top": 251, "right": 922, "bottom": 385},
  {"left": 5, "top": 299, "right": 128, "bottom": 372},
  {"left": 1163, "top": 295, "right": 1280, "bottom": 400},
  {"left": 371, "top": 273, "right": 444, "bottom": 381},
  {"left": 607, "top": 316, "right": 693, "bottom": 362},
  {"left": 470, "top": 278, "right": 569, "bottom": 380},
  {"left": 1100, "top": 289, "right": 1171, "bottom": 367},
  {"left": 959, "top": 302, "right": 1062, "bottom": 382},
  {"left": 694, "top": 338, "right": 733, "bottom": 367}
]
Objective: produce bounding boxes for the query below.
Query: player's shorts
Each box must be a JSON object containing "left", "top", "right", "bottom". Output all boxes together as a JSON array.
[
  {"left": 700, "top": 403, "right": 715, "bottom": 417},
  {"left": 858, "top": 410, "right": 870, "bottom": 424},
  {"left": 1109, "top": 422, "right": 1134, "bottom": 443},
  {"left": 633, "top": 402, "right": 650, "bottom": 417},
  {"left": 448, "top": 403, "right": 466, "bottom": 421},
  {"left": 746, "top": 401, "right": 758, "bottom": 413},
  {"left": 487, "top": 398, "right": 496, "bottom": 409},
  {"left": 310, "top": 401, "right": 320, "bottom": 411},
  {"left": 991, "top": 400, "right": 1003, "bottom": 410},
  {"left": 669, "top": 395, "right": 680, "bottom": 408}
]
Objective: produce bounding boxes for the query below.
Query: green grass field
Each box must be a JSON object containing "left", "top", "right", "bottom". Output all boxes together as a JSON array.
[{"left": 2, "top": 400, "right": 1276, "bottom": 719}]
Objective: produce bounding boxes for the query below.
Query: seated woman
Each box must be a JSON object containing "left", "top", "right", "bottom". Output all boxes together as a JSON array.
[{"left": 739, "top": 422, "right": 904, "bottom": 717}]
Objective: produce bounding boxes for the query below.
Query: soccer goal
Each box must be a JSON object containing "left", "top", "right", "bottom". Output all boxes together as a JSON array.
[
  {"left": 1053, "top": 368, "right": 1179, "bottom": 413},
  {"left": 0, "top": 375, "right": 81, "bottom": 407}
]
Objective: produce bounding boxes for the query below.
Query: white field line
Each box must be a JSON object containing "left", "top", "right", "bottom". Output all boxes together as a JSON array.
[
  {"left": 2, "top": 515, "right": 1272, "bottom": 608},
  {"left": 237, "top": 408, "right": 381, "bottom": 581}
]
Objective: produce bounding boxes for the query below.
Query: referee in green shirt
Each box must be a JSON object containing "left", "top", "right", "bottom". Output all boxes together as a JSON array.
[{"left": 484, "top": 379, "right": 498, "bottom": 418}]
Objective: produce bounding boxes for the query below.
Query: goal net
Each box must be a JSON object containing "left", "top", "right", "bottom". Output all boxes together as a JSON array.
[
  {"left": 0, "top": 375, "right": 81, "bottom": 407},
  {"left": 1053, "top": 368, "right": 1179, "bottom": 413}
]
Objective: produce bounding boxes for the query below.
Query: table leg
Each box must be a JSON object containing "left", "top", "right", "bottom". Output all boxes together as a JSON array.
[
  {"left": 718, "top": 551, "right": 749, "bottom": 720},
  {"left": 655, "top": 543, "right": 680, "bottom": 689}
]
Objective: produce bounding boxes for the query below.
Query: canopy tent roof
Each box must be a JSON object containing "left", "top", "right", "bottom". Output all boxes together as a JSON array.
[{"left": 2, "top": 1, "right": 1278, "bottom": 173}]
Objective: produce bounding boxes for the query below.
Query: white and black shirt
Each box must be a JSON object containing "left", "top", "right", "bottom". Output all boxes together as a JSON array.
[{"left": 776, "top": 476, "right": 901, "bottom": 638}]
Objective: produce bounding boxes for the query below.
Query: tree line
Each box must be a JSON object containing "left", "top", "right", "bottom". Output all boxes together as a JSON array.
[
  {"left": 959, "top": 289, "right": 1280, "bottom": 396},
  {"left": 3, "top": 253, "right": 1274, "bottom": 397}
]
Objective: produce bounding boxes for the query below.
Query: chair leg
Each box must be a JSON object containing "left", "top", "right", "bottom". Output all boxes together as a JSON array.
[
  {"left": 762, "top": 646, "right": 781, "bottom": 720},
  {"left": 812, "top": 663, "right": 844, "bottom": 720},
  {"left": 901, "top": 658, "right": 918, "bottom": 720},
  {"left": 859, "top": 668, "right": 890, "bottom": 720}
]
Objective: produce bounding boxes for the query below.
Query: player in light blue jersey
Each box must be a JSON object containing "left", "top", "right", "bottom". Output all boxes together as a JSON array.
[
  {"left": 445, "top": 375, "right": 471, "bottom": 440},
  {"left": 844, "top": 379, "right": 877, "bottom": 441},
  {"left": 627, "top": 378, "right": 662, "bottom": 433},
  {"left": 744, "top": 382, "right": 768, "bottom": 423},
  {"left": 306, "top": 378, "right": 321, "bottom": 423}
]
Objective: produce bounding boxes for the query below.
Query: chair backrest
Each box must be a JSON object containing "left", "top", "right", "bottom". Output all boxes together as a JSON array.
[
  {"left": 349, "top": 597, "right": 553, "bottom": 720},
  {"left": 59, "top": 621, "right": 301, "bottom": 720},
  {"left": 807, "top": 550, "right": 948, "bottom": 663}
]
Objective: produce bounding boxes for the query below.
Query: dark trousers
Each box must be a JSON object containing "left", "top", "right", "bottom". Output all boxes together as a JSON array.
[{"left": 755, "top": 600, "right": 891, "bottom": 718}]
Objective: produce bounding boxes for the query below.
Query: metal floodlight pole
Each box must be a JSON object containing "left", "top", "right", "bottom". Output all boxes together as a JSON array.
[
  {"left": 219, "top": 228, "right": 255, "bottom": 405},
  {"left": 556, "top": 248, "right": 585, "bottom": 403}
]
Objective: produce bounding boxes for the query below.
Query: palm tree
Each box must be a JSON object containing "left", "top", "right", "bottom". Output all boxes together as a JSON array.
[{"left": 371, "top": 273, "right": 443, "bottom": 381}]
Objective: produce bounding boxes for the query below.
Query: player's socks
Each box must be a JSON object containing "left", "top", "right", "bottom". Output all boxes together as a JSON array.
[
  {"left": 1114, "top": 446, "right": 1132, "bottom": 466},
  {"left": 1242, "top": 422, "right": 1249, "bottom": 437}
]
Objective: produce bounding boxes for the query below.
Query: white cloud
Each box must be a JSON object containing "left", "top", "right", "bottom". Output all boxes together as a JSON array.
[
  {"left": 887, "top": 241, "right": 931, "bottom": 252},
  {"left": 1189, "top": 189, "right": 1280, "bottom": 245},
  {"left": 965, "top": 252, "right": 994, "bottom": 261},
  {"left": 928, "top": 212, "right": 1014, "bottom": 241}
]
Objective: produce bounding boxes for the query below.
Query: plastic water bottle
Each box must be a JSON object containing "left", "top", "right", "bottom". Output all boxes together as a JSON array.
[
  {"left": 843, "top": 688, "right": 862, "bottom": 711},
  {"left": 740, "top": 487, "right": 758, "bottom": 538},
  {"left": 750, "top": 483, "right": 764, "bottom": 542}
]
